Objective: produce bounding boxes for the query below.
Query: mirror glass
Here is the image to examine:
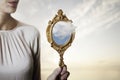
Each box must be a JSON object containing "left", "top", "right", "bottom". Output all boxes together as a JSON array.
[{"left": 52, "top": 21, "right": 74, "bottom": 45}]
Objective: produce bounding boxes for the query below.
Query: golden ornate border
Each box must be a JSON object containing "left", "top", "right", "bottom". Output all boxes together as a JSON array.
[{"left": 46, "top": 9, "right": 75, "bottom": 67}]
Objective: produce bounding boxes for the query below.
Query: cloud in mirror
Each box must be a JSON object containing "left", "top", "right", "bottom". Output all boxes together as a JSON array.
[{"left": 52, "top": 21, "right": 75, "bottom": 45}]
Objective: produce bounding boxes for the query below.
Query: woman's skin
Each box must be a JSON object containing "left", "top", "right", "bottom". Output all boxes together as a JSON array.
[
  {"left": 0, "top": 0, "right": 70, "bottom": 80},
  {"left": 47, "top": 66, "right": 70, "bottom": 80},
  {"left": 0, "top": 0, "right": 18, "bottom": 30}
]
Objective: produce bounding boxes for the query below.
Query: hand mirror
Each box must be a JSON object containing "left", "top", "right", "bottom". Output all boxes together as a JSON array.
[{"left": 46, "top": 9, "right": 75, "bottom": 67}]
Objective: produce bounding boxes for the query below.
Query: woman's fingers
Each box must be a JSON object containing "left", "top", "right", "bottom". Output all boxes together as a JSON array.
[
  {"left": 61, "top": 66, "right": 67, "bottom": 75},
  {"left": 60, "top": 65, "right": 70, "bottom": 80},
  {"left": 47, "top": 66, "right": 70, "bottom": 80},
  {"left": 53, "top": 68, "right": 61, "bottom": 76},
  {"left": 47, "top": 67, "right": 61, "bottom": 80},
  {"left": 61, "top": 72, "right": 70, "bottom": 80}
]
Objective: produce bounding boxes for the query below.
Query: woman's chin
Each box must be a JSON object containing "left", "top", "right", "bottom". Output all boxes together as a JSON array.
[{"left": 5, "top": 8, "right": 17, "bottom": 14}]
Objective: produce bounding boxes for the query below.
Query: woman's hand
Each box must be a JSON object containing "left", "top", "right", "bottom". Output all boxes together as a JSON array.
[{"left": 47, "top": 65, "right": 70, "bottom": 80}]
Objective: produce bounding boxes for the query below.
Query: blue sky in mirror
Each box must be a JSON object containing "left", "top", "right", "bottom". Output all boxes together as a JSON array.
[
  {"left": 53, "top": 33, "right": 71, "bottom": 45},
  {"left": 52, "top": 21, "right": 75, "bottom": 45}
]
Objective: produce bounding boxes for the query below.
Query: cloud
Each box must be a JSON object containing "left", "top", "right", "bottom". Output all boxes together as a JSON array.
[{"left": 53, "top": 21, "right": 75, "bottom": 40}]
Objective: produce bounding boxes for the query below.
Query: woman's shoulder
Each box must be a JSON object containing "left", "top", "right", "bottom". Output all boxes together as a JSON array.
[
  {"left": 17, "top": 21, "right": 40, "bottom": 40},
  {"left": 17, "top": 22, "right": 39, "bottom": 33}
]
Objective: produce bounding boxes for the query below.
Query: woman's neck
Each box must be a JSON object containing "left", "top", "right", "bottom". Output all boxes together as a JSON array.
[{"left": 0, "top": 12, "right": 17, "bottom": 30}]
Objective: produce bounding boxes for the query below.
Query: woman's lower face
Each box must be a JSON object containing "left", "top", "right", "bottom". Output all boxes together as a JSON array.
[{"left": 0, "top": 0, "right": 19, "bottom": 14}]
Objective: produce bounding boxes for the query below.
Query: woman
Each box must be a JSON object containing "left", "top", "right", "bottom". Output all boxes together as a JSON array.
[{"left": 0, "top": 0, "right": 69, "bottom": 80}]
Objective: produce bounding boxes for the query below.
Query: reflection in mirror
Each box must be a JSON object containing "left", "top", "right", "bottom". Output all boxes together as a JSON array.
[{"left": 52, "top": 21, "right": 75, "bottom": 45}]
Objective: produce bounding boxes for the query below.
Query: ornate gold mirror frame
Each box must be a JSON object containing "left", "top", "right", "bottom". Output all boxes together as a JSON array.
[{"left": 46, "top": 9, "right": 75, "bottom": 67}]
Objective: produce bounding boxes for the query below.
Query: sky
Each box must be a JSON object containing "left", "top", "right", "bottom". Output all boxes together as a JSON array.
[{"left": 12, "top": 0, "right": 120, "bottom": 80}]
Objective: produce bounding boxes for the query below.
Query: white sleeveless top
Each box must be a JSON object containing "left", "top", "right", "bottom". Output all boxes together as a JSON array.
[{"left": 0, "top": 22, "right": 40, "bottom": 80}]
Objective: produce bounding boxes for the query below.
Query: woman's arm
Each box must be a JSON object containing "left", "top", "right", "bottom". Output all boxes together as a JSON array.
[{"left": 30, "top": 28, "right": 41, "bottom": 80}]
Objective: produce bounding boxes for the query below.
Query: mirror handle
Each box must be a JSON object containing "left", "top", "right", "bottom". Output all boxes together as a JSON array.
[{"left": 59, "top": 52, "right": 65, "bottom": 67}]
